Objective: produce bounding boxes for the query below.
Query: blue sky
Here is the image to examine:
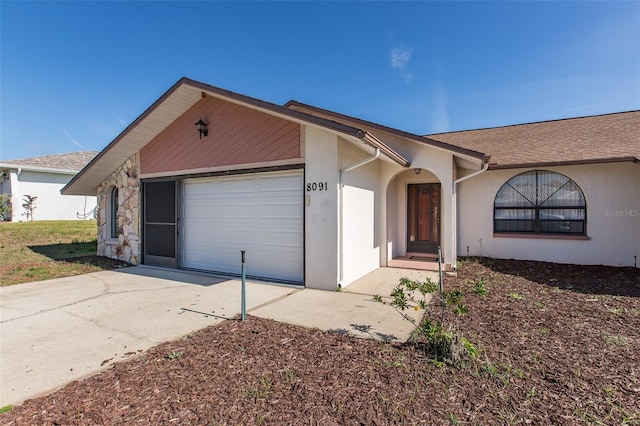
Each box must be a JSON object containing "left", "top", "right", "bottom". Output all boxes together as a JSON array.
[{"left": 1, "top": 1, "right": 639, "bottom": 161}]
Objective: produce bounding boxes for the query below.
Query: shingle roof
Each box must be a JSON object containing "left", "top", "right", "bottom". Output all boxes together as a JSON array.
[
  {"left": 426, "top": 111, "right": 640, "bottom": 169},
  {"left": 1, "top": 151, "right": 98, "bottom": 172}
]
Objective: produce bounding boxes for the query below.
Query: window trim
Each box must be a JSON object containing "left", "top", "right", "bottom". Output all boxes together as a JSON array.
[{"left": 493, "top": 170, "right": 587, "bottom": 236}]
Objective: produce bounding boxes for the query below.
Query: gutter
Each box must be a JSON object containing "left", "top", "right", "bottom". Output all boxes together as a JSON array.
[
  {"left": 338, "top": 147, "right": 380, "bottom": 286},
  {"left": 454, "top": 160, "right": 489, "bottom": 185}
]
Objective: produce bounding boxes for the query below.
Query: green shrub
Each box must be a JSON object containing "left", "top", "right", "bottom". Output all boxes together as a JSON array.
[{"left": 374, "top": 276, "right": 477, "bottom": 366}]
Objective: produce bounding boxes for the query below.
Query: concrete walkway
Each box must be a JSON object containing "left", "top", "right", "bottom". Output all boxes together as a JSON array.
[{"left": 0, "top": 266, "right": 436, "bottom": 407}]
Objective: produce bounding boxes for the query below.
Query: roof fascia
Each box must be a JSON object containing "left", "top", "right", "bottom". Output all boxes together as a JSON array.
[
  {"left": 285, "top": 100, "right": 488, "bottom": 162},
  {"left": 62, "top": 77, "right": 196, "bottom": 195},
  {"left": 361, "top": 133, "right": 410, "bottom": 167},
  {"left": 0, "top": 163, "right": 77, "bottom": 174},
  {"left": 64, "top": 78, "right": 411, "bottom": 194},
  {"left": 488, "top": 156, "right": 640, "bottom": 170}
]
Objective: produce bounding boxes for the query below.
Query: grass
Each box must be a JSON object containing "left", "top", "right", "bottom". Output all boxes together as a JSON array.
[{"left": 0, "top": 220, "right": 127, "bottom": 286}]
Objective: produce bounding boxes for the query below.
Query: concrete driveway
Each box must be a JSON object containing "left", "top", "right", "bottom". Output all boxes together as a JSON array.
[{"left": 0, "top": 266, "right": 433, "bottom": 407}]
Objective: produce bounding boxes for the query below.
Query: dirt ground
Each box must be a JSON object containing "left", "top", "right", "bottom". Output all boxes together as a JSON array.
[{"left": 2, "top": 258, "right": 639, "bottom": 425}]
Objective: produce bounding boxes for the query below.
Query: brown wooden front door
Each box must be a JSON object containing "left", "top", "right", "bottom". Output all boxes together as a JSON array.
[{"left": 407, "top": 183, "right": 440, "bottom": 253}]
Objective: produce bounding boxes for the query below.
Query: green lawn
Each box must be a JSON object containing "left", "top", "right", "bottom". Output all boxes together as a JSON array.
[{"left": 0, "top": 220, "right": 128, "bottom": 286}]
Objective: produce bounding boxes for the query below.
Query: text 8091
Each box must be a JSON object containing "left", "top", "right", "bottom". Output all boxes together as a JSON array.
[{"left": 306, "top": 182, "right": 328, "bottom": 191}]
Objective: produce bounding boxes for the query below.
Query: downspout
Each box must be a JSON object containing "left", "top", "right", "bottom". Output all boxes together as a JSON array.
[
  {"left": 452, "top": 160, "right": 489, "bottom": 267},
  {"left": 338, "top": 147, "right": 380, "bottom": 286}
]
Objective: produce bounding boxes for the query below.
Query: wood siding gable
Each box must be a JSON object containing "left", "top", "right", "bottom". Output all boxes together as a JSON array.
[{"left": 140, "top": 96, "right": 301, "bottom": 174}]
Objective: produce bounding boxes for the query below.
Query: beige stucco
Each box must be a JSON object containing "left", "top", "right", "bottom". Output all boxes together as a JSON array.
[
  {"left": 303, "top": 126, "right": 340, "bottom": 290},
  {"left": 339, "top": 138, "right": 383, "bottom": 286},
  {"left": 457, "top": 162, "right": 640, "bottom": 267}
]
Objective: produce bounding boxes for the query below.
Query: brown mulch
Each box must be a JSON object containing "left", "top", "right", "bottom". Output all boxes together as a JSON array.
[{"left": 2, "top": 258, "right": 639, "bottom": 425}]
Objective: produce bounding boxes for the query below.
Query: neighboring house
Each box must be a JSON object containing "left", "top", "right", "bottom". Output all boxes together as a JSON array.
[
  {"left": 0, "top": 151, "right": 98, "bottom": 222},
  {"left": 62, "top": 78, "right": 639, "bottom": 291}
]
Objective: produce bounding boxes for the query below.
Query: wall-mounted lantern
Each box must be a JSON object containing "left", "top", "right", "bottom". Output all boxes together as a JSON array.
[{"left": 194, "top": 119, "right": 208, "bottom": 139}]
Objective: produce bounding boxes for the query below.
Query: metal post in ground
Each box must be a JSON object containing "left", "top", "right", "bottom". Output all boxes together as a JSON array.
[
  {"left": 241, "top": 250, "right": 246, "bottom": 321},
  {"left": 438, "top": 246, "right": 443, "bottom": 293}
]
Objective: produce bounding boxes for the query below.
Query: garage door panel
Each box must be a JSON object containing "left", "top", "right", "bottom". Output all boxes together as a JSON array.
[
  {"left": 218, "top": 177, "right": 255, "bottom": 194},
  {"left": 259, "top": 202, "right": 302, "bottom": 219},
  {"left": 217, "top": 205, "right": 255, "bottom": 219},
  {"left": 259, "top": 174, "right": 301, "bottom": 190},
  {"left": 259, "top": 229, "right": 302, "bottom": 247},
  {"left": 180, "top": 170, "right": 303, "bottom": 283},
  {"left": 218, "top": 228, "right": 255, "bottom": 244},
  {"left": 182, "top": 249, "right": 214, "bottom": 267}
]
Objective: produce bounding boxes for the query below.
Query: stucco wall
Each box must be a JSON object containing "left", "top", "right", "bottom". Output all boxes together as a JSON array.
[
  {"left": 96, "top": 154, "right": 141, "bottom": 264},
  {"left": 303, "top": 126, "right": 339, "bottom": 290},
  {"left": 3, "top": 170, "right": 96, "bottom": 221},
  {"left": 457, "top": 162, "right": 640, "bottom": 267},
  {"left": 340, "top": 139, "right": 382, "bottom": 287}
]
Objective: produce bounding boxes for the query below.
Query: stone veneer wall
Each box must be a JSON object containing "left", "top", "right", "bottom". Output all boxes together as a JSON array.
[{"left": 96, "top": 154, "right": 140, "bottom": 264}]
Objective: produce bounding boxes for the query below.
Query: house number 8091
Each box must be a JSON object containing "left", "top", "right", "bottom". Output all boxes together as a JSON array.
[{"left": 306, "top": 182, "right": 328, "bottom": 191}]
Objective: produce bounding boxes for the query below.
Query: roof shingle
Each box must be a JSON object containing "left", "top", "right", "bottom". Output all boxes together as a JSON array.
[
  {"left": 1, "top": 151, "right": 98, "bottom": 172},
  {"left": 426, "top": 111, "right": 640, "bottom": 169}
]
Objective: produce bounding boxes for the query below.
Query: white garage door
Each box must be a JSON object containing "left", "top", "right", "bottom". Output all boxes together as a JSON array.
[{"left": 180, "top": 170, "right": 303, "bottom": 283}]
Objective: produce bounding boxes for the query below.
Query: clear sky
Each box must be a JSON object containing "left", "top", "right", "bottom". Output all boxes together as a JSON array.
[{"left": 1, "top": 1, "right": 639, "bottom": 161}]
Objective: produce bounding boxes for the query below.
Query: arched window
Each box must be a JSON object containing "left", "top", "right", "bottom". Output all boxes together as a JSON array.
[
  {"left": 109, "top": 187, "right": 119, "bottom": 239},
  {"left": 494, "top": 170, "right": 586, "bottom": 235}
]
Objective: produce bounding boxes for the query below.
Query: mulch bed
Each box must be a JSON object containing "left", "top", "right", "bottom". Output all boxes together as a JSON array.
[{"left": 2, "top": 258, "right": 639, "bottom": 425}]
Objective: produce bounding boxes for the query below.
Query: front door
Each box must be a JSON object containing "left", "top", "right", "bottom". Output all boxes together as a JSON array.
[{"left": 407, "top": 183, "right": 440, "bottom": 253}]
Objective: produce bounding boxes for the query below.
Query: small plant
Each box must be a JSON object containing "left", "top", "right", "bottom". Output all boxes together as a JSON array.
[
  {"left": 602, "top": 333, "right": 628, "bottom": 346},
  {"left": 472, "top": 277, "right": 489, "bottom": 297},
  {"left": 452, "top": 303, "right": 469, "bottom": 316},
  {"left": 21, "top": 195, "right": 37, "bottom": 221},
  {"left": 0, "top": 193, "right": 11, "bottom": 221},
  {"left": 0, "top": 404, "right": 13, "bottom": 414},
  {"left": 165, "top": 350, "right": 182, "bottom": 360},
  {"left": 246, "top": 375, "right": 273, "bottom": 399},
  {"left": 283, "top": 369, "right": 297, "bottom": 383},
  {"left": 447, "top": 412, "right": 461, "bottom": 425},
  {"left": 444, "top": 289, "right": 464, "bottom": 306},
  {"left": 374, "top": 276, "right": 477, "bottom": 366},
  {"left": 508, "top": 292, "right": 525, "bottom": 300}
]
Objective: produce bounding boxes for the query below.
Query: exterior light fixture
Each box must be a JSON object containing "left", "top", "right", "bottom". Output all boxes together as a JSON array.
[
  {"left": 1, "top": 172, "right": 7, "bottom": 182},
  {"left": 194, "top": 119, "right": 208, "bottom": 139},
  {"left": 414, "top": 168, "right": 421, "bottom": 174}
]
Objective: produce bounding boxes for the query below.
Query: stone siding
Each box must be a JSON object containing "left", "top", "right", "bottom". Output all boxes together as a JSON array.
[{"left": 97, "top": 154, "right": 140, "bottom": 264}]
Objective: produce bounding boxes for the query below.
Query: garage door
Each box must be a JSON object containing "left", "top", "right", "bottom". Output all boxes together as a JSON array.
[{"left": 180, "top": 170, "right": 303, "bottom": 283}]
